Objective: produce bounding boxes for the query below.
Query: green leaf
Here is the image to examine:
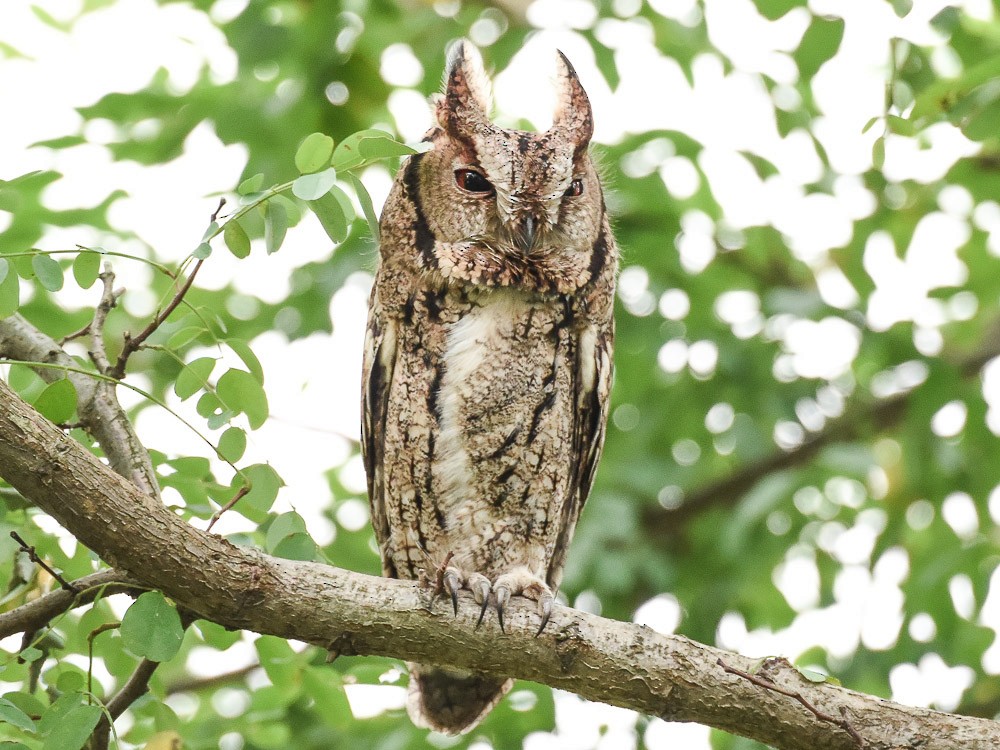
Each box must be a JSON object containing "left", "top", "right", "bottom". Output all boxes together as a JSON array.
[
  {"left": 265, "top": 511, "right": 308, "bottom": 551},
  {"left": 31, "top": 254, "right": 63, "bottom": 292},
  {"left": 217, "top": 426, "right": 247, "bottom": 462},
  {"left": 42, "top": 703, "right": 102, "bottom": 750},
  {"left": 294, "top": 132, "right": 335, "bottom": 174},
  {"left": 236, "top": 464, "right": 283, "bottom": 515},
  {"left": 332, "top": 128, "right": 395, "bottom": 170},
  {"left": 272, "top": 533, "right": 317, "bottom": 561},
  {"left": 174, "top": 357, "right": 216, "bottom": 400},
  {"left": 196, "top": 619, "right": 242, "bottom": 650},
  {"left": 329, "top": 183, "right": 355, "bottom": 225},
  {"left": 166, "top": 325, "right": 206, "bottom": 350},
  {"left": 890, "top": 0, "right": 912, "bottom": 16},
  {"left": 196, "top": 391, "right": 224, "bottom": 418},
  {"left": 33, "top": 378, "right": 77, "bottom": 423},
  {"left": 201, "top": 221, "right": 220, "bottom": 242},
  {"left": 794, "top": 16, "right": 844, "bottom": 80},
  {"left": 223, "top": 219, "right": 251, "bottom": 259},
  {"left": 0, "top": 696, "right": 36, "bottom": 733},
  {"left": 357, "top": 134, "right": 420, "bottom": 160},
  {"left": 120, "top": 591, "right": 184, "bottom": 662},
  {"left": 255, "top": 635, "right": 300, "bottom": 688},
  {"left": 72, "top": 251, "right": 101, "bottom": 289},
  {"left": 238, "top": 173, "right": 264, "bottom": 195},
  {"left": 302, "top": 667, "right": 352, "bottom": 729},
  {"left": 309, "top": 191, "right": 348, "bottom": 244},
  {"left": 291, "top": 167, "right": 338, "bottom": 201},
  {"left": 872, "top": 136, "right": 885, "bottom": 169},
  {"left": 31, "top": 5, "right": 72, "bottom": 33},
  {"left": 217, "top": 368, "right": 269, "bottom": 429},
  {"left": 264, "top": 199, "right": 287, "bottom": 255},
  {"left": 346, "top": 172, "right": 380, "bottom": 242},
  {"left": 911, "top": 55, "right": 1000, "bottom": 121},
  {"left": 0, "top": 258, "right": 16, "bottom": 317},
  {"left": 192, "top": 241, "right": 212, "bottom": 260},
  {"left": 753, "top": 0, "right": 801, "bottom": 21},
  {"left": 226, "top": 339, "right": 264, "bottom": 383}
]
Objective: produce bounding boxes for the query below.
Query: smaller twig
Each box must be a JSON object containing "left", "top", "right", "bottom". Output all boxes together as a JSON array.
[
  {"left": 89, "top": 265, "right": 121, "bottom": 375},
  {"left": 717, "top": 659, "right": 864, "bottom": 748},
  {"left": 0, "top": 569, "right": 138, "bottom": 639},
  {"left": 88, "top": 622, "right": 122, "bottom": 700},
  {"left": 211, "top": 197, "right": 227, "bottom": 222},
  {"left": 110, "top": 258, "right": 204, "bottom": 379},
  {"left": 10, "top": 531, "right": 79, "bottom": 593},
  {"left": 206, "top": 485, "right": 251, "bottom": 533},
  {"left": 433, "top": 551, "right": 455, "bottom": 596},
  {"left": 165, "top": 661, "right": 259, "bottom": 694},
  {"left": 106, "top": 658, "right": 159, "bottom": 716}
]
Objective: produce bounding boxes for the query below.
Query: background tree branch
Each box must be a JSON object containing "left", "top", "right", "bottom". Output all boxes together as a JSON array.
[
  {"left": 644, "top": 325, "right": 1000, "bottom": 534},
  {"left": 1, "top": 379, "right": 997, "bottom": 750}
]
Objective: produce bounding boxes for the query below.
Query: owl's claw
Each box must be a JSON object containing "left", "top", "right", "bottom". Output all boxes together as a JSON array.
[
  {"left": 476, "top": 593, "right": 491, "bottom": 628},
  {"left": 494, "top": 585, "right": 511, "bottom": 633},
  {"left": 470, "top": 574, "right": 492, "bottom": 628},
  {"left": 536, "top": 593, "right": 553, "bottom": 637},
  {"left": 443, "top": 570, "right": 462, "bottom": 616}
]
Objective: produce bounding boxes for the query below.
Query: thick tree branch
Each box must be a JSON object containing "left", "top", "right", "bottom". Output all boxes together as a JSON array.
[
  {"left": 0, "top": 313, "right": 160, "bottom": 498},
  {"left": 0, "top": 380, "right": 997, "bottom": 749}
]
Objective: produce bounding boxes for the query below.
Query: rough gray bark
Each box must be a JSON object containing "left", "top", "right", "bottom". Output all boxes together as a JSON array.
[{"left": 0, "top": 379, "right": 998, "bottom": 749}]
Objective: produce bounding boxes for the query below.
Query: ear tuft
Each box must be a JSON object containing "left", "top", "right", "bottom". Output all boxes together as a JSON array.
[
  {"left": 551, "top": 50, "right": 594, "bottom": 150},
  {"left": 444, "top": 40, "right": 492, "bottom": 113},
  {"left": 436, "top": 39, "right": 493, "bottom": 135}
]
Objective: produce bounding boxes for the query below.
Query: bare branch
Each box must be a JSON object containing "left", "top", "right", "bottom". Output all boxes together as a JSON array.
[
  {"left": 165, "top": 662, "right": 260, "bottom": 695},
  {"left": 1, "top": 379, "right": 997, "bottom": 750},
  {"left": 718, "top": 658, "right": 864, "bottom": 748},
  {"left": 645, "top": 330, "right": 1000, "bottom": 535},
  {"left": 90, "top": 658, "right": 161, "bottom": 750},
  {"left": 9, "top": 530, "right": 79, "bottom": 593},
  {"left": 88, "top": 264, "right": 121, "bottom": 375},
  {"left": 110, "top": 257, "right": 204, "bottom": 380},
  {"left": 0, "top": 569, "right": 138, "bottom": 639},
  {"left": 206, "top": 485, "right": 251, "bottom": 532}
]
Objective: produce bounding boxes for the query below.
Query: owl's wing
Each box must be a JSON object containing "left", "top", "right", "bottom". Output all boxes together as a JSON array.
[
  {"left": 361, "top": 290, "right": 398, "bottom": 578},
  {"left": 547, "top": 324, "right": 614, "bottom": 584}
]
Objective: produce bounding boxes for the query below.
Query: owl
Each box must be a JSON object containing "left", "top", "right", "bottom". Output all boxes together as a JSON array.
[{"left": 361, "top": 41, "right": 617, "bottom": 734}]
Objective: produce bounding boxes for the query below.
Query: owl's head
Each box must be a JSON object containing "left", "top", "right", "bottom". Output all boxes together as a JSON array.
[{"left": 405, "top": 41, "right": 608, "bottom": 295}]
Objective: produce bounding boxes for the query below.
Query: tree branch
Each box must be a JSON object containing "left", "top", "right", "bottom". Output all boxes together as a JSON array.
[
  {"left": 0, "top": 569, "right": 138, "bottom": 639},
  {"left": 0, "top": 313, "right": 160, "bottom": 499},
  {"left": 645, "top": 329, "right": 1000, "bottom": 535},
  {"left": 0, "top": 380, "right": 997, "bottom": 749}
]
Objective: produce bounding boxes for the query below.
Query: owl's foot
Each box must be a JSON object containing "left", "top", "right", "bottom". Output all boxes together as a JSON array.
[
  {"left": 438, "top": 566, "right": 554, "bottom": 635},
  {"left": 474, "top": 568, "right": 554, "bottom": 636}
]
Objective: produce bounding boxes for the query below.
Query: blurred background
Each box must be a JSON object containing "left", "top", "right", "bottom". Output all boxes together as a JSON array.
[{"left": 2, "top": 0, "right": 1000, "bottom": 748}]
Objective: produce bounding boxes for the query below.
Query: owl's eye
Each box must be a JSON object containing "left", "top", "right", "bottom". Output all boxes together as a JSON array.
[
  {"left": 455, "top": 169, "right": 494, "bottom": 195},
  {"left": 564, "top": 179, "right": 584, "bottom": 198}
]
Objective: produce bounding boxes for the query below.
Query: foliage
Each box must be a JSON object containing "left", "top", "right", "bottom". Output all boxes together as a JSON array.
[{"left": 2, "top": 0, "right": 1000, "bottom": 749}]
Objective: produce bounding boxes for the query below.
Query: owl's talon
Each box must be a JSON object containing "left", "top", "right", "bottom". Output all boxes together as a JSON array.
[
  {"left": 494, "top": 585, "right": 511, "bottom": 633},
  {"left": 536, "top": 594, "right": 553, "bottom": 636},
  {"left": 476, "top": 595, "right": 491, "bottom": 628},
  {"left": 443, "top": 570, "right": 462, "bottom": 616}
]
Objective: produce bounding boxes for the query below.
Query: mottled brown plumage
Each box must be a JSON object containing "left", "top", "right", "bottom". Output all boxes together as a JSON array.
[{"left": 361, "top": 41, "right": 617, "bottom": 734}]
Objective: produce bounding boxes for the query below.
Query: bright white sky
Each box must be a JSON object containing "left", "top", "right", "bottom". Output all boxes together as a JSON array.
[{"left": 1, "top": 0, "right": 997, "bottom": 747}]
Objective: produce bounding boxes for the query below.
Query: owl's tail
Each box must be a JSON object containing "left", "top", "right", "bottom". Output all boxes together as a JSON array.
[{"left": 406, "top": 663, "right": 513, "bottom": 735}]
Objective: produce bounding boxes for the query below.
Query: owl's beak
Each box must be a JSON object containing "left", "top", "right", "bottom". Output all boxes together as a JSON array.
[{"left": 515, "top": 214, "right": 537, "bottom": 253}]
